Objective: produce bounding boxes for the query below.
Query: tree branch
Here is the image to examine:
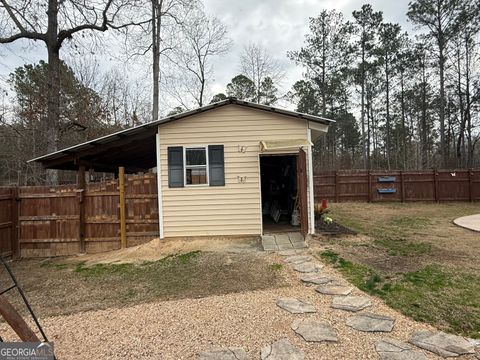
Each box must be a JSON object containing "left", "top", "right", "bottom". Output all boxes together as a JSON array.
[{"left": 57, "top": 0, "right": 114, "bottom": 45}]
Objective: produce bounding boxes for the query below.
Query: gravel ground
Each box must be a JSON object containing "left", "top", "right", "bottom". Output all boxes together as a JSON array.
[{"left": 0, "top": 252, "right": 476, "bottom": 360}]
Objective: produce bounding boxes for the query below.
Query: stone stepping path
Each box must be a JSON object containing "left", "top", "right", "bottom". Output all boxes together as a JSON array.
[
  {"left": 409, "top": 330, "right": 476, "bottom": 358},
  {"left": 276, "top": 298, "right": 316, "bottom": 314},
  {"left": 291, "top": 319, "right": 338, "bottom": 343},
  {"left": 331, "top": 295, "right": 372, "bottom": 312},
  {"left": 261, "top": 339, "right": 304, "bottom": 360},
  {"left": 300, "top": 273, "right": 336, "bottom": 285},
  {"left": 375, "top": 339, "right": 427, "bottom": 360},
  {"left": 315, "top": 283, "right": 353, "bottom": 296},
  {"left": 198, "top": 347, "right": 250, "bottom": 360},
  {"left": 284, "top": 255, "right": 313, "bottom": 265},
  {"left": 346, "top": 312, "right": 395, "bottom": 332},
  {"left": 278, "top": 250, "right": 301, "bottom": 256},
  {"left": 292, "top": 262, "right": 322, "bottom": 273}
]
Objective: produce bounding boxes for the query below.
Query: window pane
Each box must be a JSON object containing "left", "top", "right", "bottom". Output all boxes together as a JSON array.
[
  {"left": 186, "top": 167, "right": 207, "bottom": 184},
  {"left": 186, "top": 148, "right": 206, "bottom": 166}
]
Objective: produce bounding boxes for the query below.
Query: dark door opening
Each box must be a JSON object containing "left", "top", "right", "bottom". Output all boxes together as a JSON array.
[{"left": 260, "top": 154, "right": 300, "bottom": 234}]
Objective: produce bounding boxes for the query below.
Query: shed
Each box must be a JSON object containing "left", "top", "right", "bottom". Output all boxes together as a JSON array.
[{"left": 30, "top": 98, "right": 334, "bottom": 239}]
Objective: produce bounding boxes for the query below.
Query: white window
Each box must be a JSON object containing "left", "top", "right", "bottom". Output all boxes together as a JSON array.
[{"left": 184, "top": 147, "right": 208, "bottom": 185}]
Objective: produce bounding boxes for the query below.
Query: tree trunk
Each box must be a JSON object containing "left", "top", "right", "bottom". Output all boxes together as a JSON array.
[
  {"left": 400, "top": 71, "right": 407, "bottom": 169},
  {"left": 385, "top": 59, "right": 391, "bottom": 170},
  {"left": 151, "top": 0, "right": 160, "bottom": 122},
  {"left": 46, "top": 0, "right": 60, "bottom": 185},
  {"left": 360, "top": 29, "right": 367, "bottom": 169},
  {"left": 439, "top": 44, "right": 447, "bottom": 167}
]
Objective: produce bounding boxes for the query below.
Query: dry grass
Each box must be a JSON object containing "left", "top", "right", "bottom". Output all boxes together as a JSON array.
[
  {"left": 0, "top": 251, "right": 288, "bottom": 320},
  {"left": 311, "top": 202, "right": 480, "bottom": 338}
]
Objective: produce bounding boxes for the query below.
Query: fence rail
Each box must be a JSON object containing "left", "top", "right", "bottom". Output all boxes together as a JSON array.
[{"left": 314, "top": 169, "right": 480, "bottom": 203}]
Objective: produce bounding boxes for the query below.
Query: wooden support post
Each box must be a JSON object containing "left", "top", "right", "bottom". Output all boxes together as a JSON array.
[
  {"left": 367, "top": 171, "right": 372, "bottom": 203},
  {"left": 119, "top": 166, "right": 127, "bottom": 249},
  {"left": 334, "top": 171, "right": 339, "bottom": 203},
  {"left": 468, "top": 169, "right": 473, "bottom": 202},
  {"left": 0, "top": 295, "right": 40, "bottom": 342},
  {"left": 78, "top": 166, "right": 86, "bottom": 253},
  {"left": 400, "top": 171, "right": 405, "bottom": 203},
  {"left": 433, "top": 169, "right": 439, "bottom": 202},
  {"left": 11, "top": 187, "right": 19, "bottom": 259}
]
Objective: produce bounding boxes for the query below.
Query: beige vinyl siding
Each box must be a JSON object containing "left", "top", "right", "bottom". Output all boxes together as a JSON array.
[{"left": 159, "top": 104, "right": 310, "bottom": 237}]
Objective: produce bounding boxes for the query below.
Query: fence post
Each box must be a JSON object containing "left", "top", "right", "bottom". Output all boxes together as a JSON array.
[
  {"left": 468, "top": 169, "right": 473, "bottom": 202},
  {"left": 367, "top": 171, "right": 372, "bottom": 203},
  {"left": 334, "top": 171, "right": 339, "bottom": 203},
  {"left": 78, "top": 166, "right": 86, "bottom": 253},
  {"left": 10, "top": 187, "right": 19, "bottom": 259},
  {"left": 433, "top": 169, "right": 439, "bottom": 202},
  {"left": 400, "top": 171, "right": 405, "bottom": 202},
  {"left": 118, "top": 167, "right": 127, "bottom": 249}
]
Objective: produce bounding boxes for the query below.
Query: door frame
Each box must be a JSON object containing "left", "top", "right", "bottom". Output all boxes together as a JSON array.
[{"left": 258, "top": 151, "right": 308, "bottom": 236}]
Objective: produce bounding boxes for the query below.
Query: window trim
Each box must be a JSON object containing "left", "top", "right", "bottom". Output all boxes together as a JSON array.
[{"left": 183, "top": 145, "right": 209, "bottom": 187}]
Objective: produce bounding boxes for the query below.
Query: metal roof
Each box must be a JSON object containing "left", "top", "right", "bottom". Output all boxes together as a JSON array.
[{"left": 29, "top": 98, "right": 335, "bottom": 173}]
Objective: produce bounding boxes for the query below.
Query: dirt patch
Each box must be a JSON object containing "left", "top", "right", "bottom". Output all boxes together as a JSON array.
[
  {"left": 67, "top": 236, "right": 260, "bottom": 266},
  {"left": 0, "top": 251, "right": 286, "bottom": 320},
  {"left": 315, "top": 217, "right": 357, "bottom": 235}
]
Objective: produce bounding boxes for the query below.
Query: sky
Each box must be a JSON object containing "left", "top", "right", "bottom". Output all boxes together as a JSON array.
[
  {"left": 0, "top": 0, "right": 412, "bottom": 111},
  {"left": 204, "top": 0, "right": 411, "bottom": 100}
]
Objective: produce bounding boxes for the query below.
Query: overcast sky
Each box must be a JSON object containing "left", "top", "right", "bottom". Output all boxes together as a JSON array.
[
  {"left": 0, "top": 0, "right": 413, "bottom": 110},
  {"left": 204, "top": 0, "right": 412, "bottom": 99}
]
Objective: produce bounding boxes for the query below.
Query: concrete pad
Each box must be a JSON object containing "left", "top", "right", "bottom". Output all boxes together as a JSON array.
[
  {"left": 276, "top": 297, "right": 316, "bottom": 314},
  {"left": 263, "top": 244, "right": 278, "bottom": 251},
  {"left": 292, "top": 242, "right": 308, "bottom": 249},
  {"left": 275, "top": 234, "right": 291, "bottom": 244},
  {"left": 376, "top": 339, "right": 427, "bottom": 360},
  {"left": 288, "top": 232, "right": 304, "bottom": 242},
  {"left": 261, "top": 339, "right": 304, "bottom": 360},
  {"left": 453, "top": 214, "right": 480, "bottom": 232},
  {"left": 277, "top": 243, "right": 294, "bottom": 251},
  {"left": 198, "top": 347, "right": 250, "bottom": 360}
]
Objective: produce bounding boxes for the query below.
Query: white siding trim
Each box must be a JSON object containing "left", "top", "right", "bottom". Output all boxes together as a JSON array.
[
  {"left": 257, "top": 153, "right": 263, "bottom": 235},
  {"left": 156, "top": 131, "right": 164, "bottom": 239},
  {"left": 307, "top": 129, "right": 315, "bottom": 234}
]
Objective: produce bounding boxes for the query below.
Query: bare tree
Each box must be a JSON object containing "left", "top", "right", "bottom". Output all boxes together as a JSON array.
[
  {"left": 240, "top": 42, "right": 285, "bottom": 103},
  {"left": 0, "top": 0, "right": 143, "bottom": 183},
  {"left": 172, "top": 9, "right": 231, "bottom": 107}
]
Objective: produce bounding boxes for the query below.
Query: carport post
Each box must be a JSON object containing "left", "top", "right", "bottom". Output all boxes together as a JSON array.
[
  {"left": 118, "top": 166, "right": 127, "bottom": 249},
  {"left": 78, "top": 165, "right": 86, "bottom": 253}
]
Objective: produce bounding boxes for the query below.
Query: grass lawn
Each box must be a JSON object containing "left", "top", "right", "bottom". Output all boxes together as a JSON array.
[
  {"left": 313, "top": 202, "right": 480, "bottom": 339},
  {"left": 0, "top": 251, "right": 287, "bottom": 319}
]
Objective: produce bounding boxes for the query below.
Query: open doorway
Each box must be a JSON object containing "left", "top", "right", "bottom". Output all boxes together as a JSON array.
[{"left": 260, "top": 154, "right": 300, "bottom": 234}]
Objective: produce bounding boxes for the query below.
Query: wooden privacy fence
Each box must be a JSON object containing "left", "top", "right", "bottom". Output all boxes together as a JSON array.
[
  {"left": 0, "top": 173, "right": 159, "bottom": 258},
  {"left": 314, "top": 169, "right": 480, "bottom": 203}
]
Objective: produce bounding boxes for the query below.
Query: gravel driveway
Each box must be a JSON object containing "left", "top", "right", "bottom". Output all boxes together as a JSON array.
[{"left": 0, "top": 253, "right": 474, "bottom": 359}]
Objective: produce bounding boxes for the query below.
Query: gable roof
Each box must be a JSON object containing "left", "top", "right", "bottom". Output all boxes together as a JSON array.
[{"left": 29, "top": 98, "right": 334, "bottom": 173}]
